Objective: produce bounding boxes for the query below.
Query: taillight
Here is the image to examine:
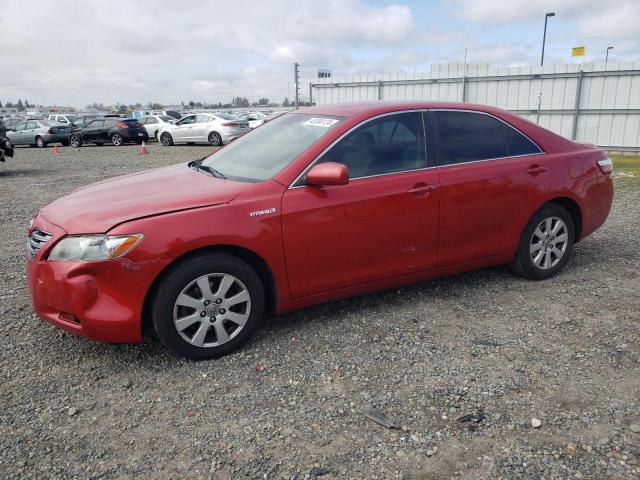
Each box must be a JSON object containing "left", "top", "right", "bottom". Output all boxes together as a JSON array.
[
  {"left": 47, "top": 128, "right": 54, "bottom": 134},
  {"left": 597, "top": 158, "right": 613, "bottom": 174},
  {"left": 116, "top": 122, "right": 129, "bottom": 129}
]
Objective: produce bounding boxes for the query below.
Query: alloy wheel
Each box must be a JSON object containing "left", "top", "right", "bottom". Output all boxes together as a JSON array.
[
  {"left": 173, "top": 273, "right": 251, "bottom": 348},
  {"left": 529, "top": 216, "right": 568, "bottom": 270},
  {"left": 112, "top": 134, "right": 123, "bottom": 146}
]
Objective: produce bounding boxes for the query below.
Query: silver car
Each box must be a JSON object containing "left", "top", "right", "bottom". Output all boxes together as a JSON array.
[
  {"left": 6, "top": 119, "right": 72, "bottom": 148},
  {"left": 157, "top": 113, "right": 249, "bottom": 147}
]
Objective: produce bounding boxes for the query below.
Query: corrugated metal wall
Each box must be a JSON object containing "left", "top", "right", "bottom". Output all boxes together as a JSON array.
[{"left": 312, "top": 61, "right": 640, "bottom": 150}]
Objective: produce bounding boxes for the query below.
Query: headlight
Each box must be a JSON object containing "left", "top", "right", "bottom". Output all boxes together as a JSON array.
[{"left": 48, "top": 234, "right": 144, "bottom": 261}]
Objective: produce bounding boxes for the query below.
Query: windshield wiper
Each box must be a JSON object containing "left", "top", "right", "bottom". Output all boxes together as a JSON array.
[{"left": 190, "top": 157, "right": 226, "bottom": 179}]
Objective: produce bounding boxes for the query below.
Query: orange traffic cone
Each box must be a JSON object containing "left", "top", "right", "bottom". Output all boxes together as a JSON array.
[
  {"left": 140, "top": 141, "right": 148, "bottom": 155},
  {"left": 52, "top": 145, "right": 61, "bottom": 155}
]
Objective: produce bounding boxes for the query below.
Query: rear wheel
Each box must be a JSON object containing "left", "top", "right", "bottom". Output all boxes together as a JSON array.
[
  {"left": 70, "top": 134, "right": 82, "bottom": 147},
  {"left": 510, "top": 204, "right": 575, "bottom": 280},
  {"left": 35, "top": 136, "right": 46, "bottom": 148},
  {"left": 160, "top": 132, "right": 173, "bottom": 146},
  {"left": 151, "top": 253, "right": 264, "bottom": 360},
  {"left": 208, "top": 131, "right": 222, "bottom": 146},
  {"left": 111, "top": 133, "right": 123, "bottom": 146}
]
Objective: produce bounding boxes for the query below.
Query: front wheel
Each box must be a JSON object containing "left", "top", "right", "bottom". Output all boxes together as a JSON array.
[
  {"left": 61, "top": 139, "right": 70, "bottom": 147},
  {"left": 510, "top": 204, "right": 575, "bottom": 280},
  {"left": 151, "top": 254, "right": 265, "bottom": 360},
  {"left": 111, "top": 133, "right": 123, "bottom": 146},
  {"left": 208, "top": 131, "right": 222, "bottom": 146},
  {"left": 160, "top": 132, "right": 173, "bottom": 146}
]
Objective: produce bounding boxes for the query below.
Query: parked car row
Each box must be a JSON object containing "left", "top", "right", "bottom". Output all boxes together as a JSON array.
[{"left": 2, "top": 109, "right": 292, "bottom": 149}]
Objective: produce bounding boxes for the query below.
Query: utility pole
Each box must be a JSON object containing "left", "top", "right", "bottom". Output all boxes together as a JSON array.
[
  {"left": 540, "top": 12, "right": 555, "bottom": 66},
  {"left": 605, "top": 46, "right": 613, "bottom": 63},
  {"left": 294, "top": 62, "right": 300, "bottom": 109}
]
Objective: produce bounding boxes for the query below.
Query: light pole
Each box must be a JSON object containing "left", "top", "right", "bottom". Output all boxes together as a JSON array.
[
  {"left": 540, "top": 12, "right": 555, "bottom": 66},
  {"left": 606, "top": 46, "right": 613, "bottom": 63}
]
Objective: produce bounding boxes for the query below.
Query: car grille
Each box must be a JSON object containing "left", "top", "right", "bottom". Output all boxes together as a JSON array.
[{"left": 27, "top": 228, "right": 52, "bottom": 258}]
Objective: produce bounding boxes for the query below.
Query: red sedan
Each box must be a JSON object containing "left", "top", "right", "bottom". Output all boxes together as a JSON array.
[{"left": 26, "top": 102, "right": 614, "bottom": 359}]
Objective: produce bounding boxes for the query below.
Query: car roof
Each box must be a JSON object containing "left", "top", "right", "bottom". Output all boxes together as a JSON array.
[{"left": 295, "top": 101, "right": 528, "bottom": 118}]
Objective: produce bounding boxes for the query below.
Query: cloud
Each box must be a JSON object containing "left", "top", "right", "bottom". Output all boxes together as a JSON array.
[{"left": 0, "top": 0, "right": 414, "bottom": 106}]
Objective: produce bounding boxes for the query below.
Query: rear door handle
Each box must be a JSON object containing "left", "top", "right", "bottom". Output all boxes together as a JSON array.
[
  {"left": 408, "top": 184, "right": 438, "bottom": 194},
  {"left": 526, "top": 165, "right": 547, "bottom": 175}
]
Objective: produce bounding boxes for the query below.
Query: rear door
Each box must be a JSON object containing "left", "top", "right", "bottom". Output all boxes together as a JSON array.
[
  {"left": 429, "top": 109, "right": 550, "bottom": 266},
  {"left": 193, "top": 115, "right": 212, "bottom": 141},
  {"left": 282, "top": 111, "right": 440, "bottom": 298}
]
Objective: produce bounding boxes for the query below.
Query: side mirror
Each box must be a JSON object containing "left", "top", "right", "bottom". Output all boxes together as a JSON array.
[{"left": 306, "top": 162, "right": 349, "bottom": 186}]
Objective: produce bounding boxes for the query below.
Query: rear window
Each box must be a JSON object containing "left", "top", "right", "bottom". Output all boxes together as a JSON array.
[
  {"left": 160, "top": 116, "right": 174, "bottom": 122},
  {"left": 122, "top": 119, "right": 140, "bottom": 125},
  {"left": 216, "top": 113, "right": 237, "bottom": 121},
  {"left": 39, "top": 120, "right": 51, "bottom": 126}
]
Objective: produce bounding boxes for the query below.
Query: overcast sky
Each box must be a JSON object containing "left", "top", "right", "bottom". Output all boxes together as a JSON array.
[{"left": 0, "top": 0, "right": 638, "bottom": 107}]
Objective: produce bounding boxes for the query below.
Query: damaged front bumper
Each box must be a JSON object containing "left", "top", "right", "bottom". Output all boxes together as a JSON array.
[{"left": 26, "top": 216, "right": 170, "bottom": 343}]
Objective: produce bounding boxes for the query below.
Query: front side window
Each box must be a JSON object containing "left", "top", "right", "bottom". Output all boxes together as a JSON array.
[
  {"left": 14, "top": 122, "right": 26, "bottom": 131},
  {"left": 202, "top": 113, "right": 344, "bottom": 182},
  {"left": 314, "top": 112, "right": 426, "bottom": 180},
  {"left": 432, "top": 111, "right": 508, "bottom": 165},
  {"left": 177, "top": 115, "right": 196, "bottom": 126}
]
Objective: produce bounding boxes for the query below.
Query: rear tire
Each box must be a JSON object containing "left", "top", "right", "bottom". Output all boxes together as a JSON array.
[
  {"left": 160, "top": 132, "right": 173, "bottom": 146},
  {"left": 111, "top": 133, "right": 123, "bottom": 146},
  {"left": 35, "top": 136, "right": 46, "bottom": 148},
  {"left": 70, "top": 135, "right": 82, "bottom": 148},
  {"left": 208, "top": 131, "right": 222, "bottom": 146},
  {"left": 510, "top": 204, "right": 575, "bottom": 280},
  {"left": 151, "top": 253, "right": 264, "bottom": 360}
]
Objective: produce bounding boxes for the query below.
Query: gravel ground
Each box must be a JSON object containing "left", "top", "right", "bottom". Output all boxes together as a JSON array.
[{"left": 1, "top": 144, "right": 638, "bottom": 480}]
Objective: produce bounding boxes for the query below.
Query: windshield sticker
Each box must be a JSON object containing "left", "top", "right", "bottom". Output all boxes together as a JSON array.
[{"left": 303, "top": 118, "right": 339, "bottom": 128}]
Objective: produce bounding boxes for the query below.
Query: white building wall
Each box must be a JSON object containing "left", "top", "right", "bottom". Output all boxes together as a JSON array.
[{"left": 313, "top": 61, "right": 640, "bottom": 149}]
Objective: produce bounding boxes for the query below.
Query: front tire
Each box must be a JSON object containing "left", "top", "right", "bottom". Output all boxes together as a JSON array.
[
  {"left": 160, "top": 132, "right": 173, "bottom": 146},
  {"left": 151, "top": 253, "right": 265, "bottom": 360},
  {"left": 510, "top": 204, "right": 575, "bottom": 280},
  {"left": 61, "top": 139, "right": 70, "bottom": 147},
  {"left": 208, "top": 131, "right": 222, "bottom": 146}
]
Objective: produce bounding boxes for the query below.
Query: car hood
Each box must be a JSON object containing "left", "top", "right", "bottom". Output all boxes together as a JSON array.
[{"left": 41, "top": 163, "right": 247, "bottom": 233}]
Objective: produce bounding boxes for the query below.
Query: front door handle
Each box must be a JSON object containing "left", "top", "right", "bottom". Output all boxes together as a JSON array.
[
  {"left": 526, "top": 165, "right": 547, "bottom": 175},
  {"left": 408, "top": 184, "right": 438, "bottom": 194}
]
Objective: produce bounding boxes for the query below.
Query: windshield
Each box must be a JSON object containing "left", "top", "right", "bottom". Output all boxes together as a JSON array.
[{"left": 201, "top": 113, "right": 344, "bottom": 182}]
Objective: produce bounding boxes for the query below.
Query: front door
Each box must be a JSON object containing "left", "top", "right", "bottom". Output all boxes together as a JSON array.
[{"left": 282, "top": 111, "right": 440, "bottom": 298}]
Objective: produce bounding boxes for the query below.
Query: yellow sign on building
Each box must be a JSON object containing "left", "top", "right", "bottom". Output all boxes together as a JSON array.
[{"left": 571, "top": 46, "right": 586, "bottom": 57}]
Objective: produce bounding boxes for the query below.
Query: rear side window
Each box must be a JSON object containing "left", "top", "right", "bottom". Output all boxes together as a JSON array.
[
  {"left": 502, "top": 123, "right": 542, "bottom": 156},
  {"left": 146, "top": 117, "right": 158, "bottom": 125},
  {"left": 432, "top": 111, "right": 507, "bottom": 165}
]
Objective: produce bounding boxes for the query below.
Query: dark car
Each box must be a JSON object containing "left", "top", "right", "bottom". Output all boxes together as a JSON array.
[
  {"left": 0, "top": 120, "right": 14, "bottom": 162},
  {"left": 69, "top": 118, "right": 148, "bottom": 147},
  {"left": 71, "top": 115, "right": 102, "bottom": 128}
]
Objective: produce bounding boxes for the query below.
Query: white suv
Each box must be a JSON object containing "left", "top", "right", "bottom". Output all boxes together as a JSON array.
[{"left": 48, "top": 114, "right": 80, "bottom": 125}]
